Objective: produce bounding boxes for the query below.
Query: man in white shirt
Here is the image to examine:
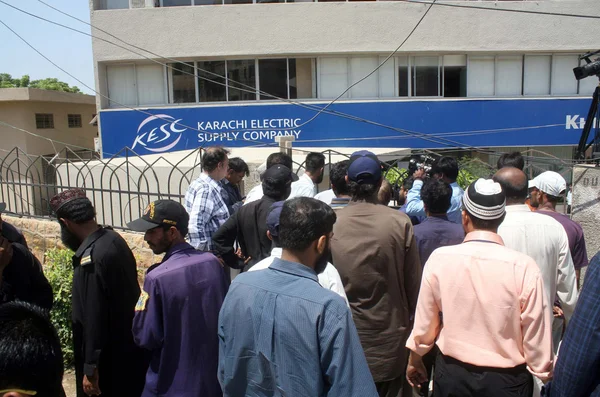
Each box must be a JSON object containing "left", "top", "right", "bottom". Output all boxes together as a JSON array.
[
  {"left": 287, "top": 152, "right": 325, "bottom": 200},
  {"left": 493, "top": 167, "right": 577, "bottom": 325},
  {"left": 249, "top": 201, "right": 348, "bottom": 305},
  {"left": 244, "top": 153, "right": 297, "bottom": 205}
]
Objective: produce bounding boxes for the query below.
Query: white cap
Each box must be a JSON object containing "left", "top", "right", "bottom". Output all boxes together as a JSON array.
[{"left": 529, "top": 171, "right": 567, "bottom": 197}]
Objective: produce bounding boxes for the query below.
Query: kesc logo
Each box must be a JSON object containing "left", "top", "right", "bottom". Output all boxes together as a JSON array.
[{"left": 131, "top": 115, "right": 186, "bottom": 153}]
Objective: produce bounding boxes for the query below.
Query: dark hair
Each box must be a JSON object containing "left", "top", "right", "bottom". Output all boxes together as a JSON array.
[
  {"left": 545, "top": 193, "right": 561, "bottom": 203},
  {"left": 160, "top": 221, "right": 189, "bottom": 238},
  {"left": 348, "top": 181, "right": 380, "bottom": 200},
  {"left": 493, "top": 174, "right": 528, "bottom": 201},
  {"left": 465, "top": 210, "right": 506, "bottom": 232},
  {"left": 266, "top": 153, "right": 293, "bottom": 170},
  {"left": 431, "top": 156, "right": 459, "bottom": 181},
  {"left": 228, "top": 157, "right": 249, "bottom": 176},
  {"left": 497, "top": 152, "right": 525, "bottom": 171},
  {"left": 202, "top": 146, "right": 230, "bottom": 172},
  {"left": 55, "top": 198, "right": 95, "bottom": 224},
  {"left": 305, "top": 152, "right": 325, "bottom": 173},
  {"left": 0, "top": 302, "right": 64, "bottom": 396},
  {"left": 279, "top": 197, "right": 336, "bottom": 252},
  {"left": 421, "top": 179, "right": 452, "bottom": 214},
  {"left": 263, "top": 178, "right": 291, "bottom": 201},
  {"left": 330, "top": 160, "right": 350, "bottom": 196},
  {"left": 402, "top": 176, "right": 415, "bottom": 191}
]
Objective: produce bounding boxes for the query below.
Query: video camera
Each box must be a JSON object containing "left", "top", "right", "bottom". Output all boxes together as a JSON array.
[{"left": 408, "top": 154, "right": 436, "bottom": 177}]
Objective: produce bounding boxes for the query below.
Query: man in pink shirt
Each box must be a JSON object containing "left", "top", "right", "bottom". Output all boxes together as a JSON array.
[{"left": 406, "top": 178, "right": 553, "bottom": 397}]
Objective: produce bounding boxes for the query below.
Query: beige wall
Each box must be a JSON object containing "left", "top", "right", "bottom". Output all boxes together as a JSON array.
[{"left": 0, "top": 101, "right": 98, "bottom": 156}]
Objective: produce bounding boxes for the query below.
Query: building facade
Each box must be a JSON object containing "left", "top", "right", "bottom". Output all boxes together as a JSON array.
[
  {"left": 90, "top": 0, "right": 600, "bottom": 164},
  {"left": 0, "top": 88, "right": 98, "bottom": 156}
]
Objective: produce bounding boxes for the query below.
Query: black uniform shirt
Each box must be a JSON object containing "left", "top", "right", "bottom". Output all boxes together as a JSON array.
[
  {"left": 2, "top": 221, "right": 28, "bottom": 248},
  {"left": 71, "top": 227, "right": 143, "bottom": 383}
]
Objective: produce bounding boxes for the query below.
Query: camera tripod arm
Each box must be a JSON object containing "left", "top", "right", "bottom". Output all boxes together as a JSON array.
[{"left": 576, "top": 84, "right": 600, "bottom": 160}]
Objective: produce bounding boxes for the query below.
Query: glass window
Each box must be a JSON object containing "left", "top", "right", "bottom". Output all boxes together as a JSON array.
[
  {"left": 259, "top": 59, "right": 288, "bottom": 100},
  {"left": 524, "top": 55, "right": 551, "bottom": 96},
  {"left": 443, "top": 55, "right": 466, "bottom": 97},
  {"left": 228, "top": 60, "right": 256, "bottom": 101},
  {"left": 198, "top": 61, "right": 227, "bottom": 102},
  {"left": 68, "top": 114, "right": 82, "bottom": 128},
  {"left": 35, "top": 114, "right": 54, "bottom": 129},
  {"left": 397, "top": 56, "right": 409, "bottom": 97},
  {"left": 290, "top": 58, "right": 316, "bottom": 99},
  {"left": 161, "top": 0, "right": 192, "bottom": 6},
  {"left": 413, "top": 56, "right": 439, "bottom": 96},
  {"left": 319, "top": 58, "right": 349, "bottom": 99},
  {"left": 223, "top": 0, "right": 252, "bottom": 4},
  {"left": 551, "top": 55, "right": 578, "bottom": 95},
  {"left": 136, "top": 64, "right": 166, "bottom": 105},
  {"left": 495, "top": 56, "right": 523, "bottom": 96},
  {"left": 378, "top": 56, "right": 395, "bottom": 98},
  {"left": 350, "top": 57, "right": 378, "bottom": 98},
  {"left": 107, "top": 64, "right": 137, "bottom": 107},
  {"left": 100, "top": 0, "right": 129, "bottom": 9},
  {"left": 195, "top": 0, "right": 223, "bottom": 3},
  {"left": 578, "top": 57, "right": 598, "bottom": 96},
  {"left": 468, "top": 56, "right": 495, "bottom": 97},
  {"left": 169, "top": 63, "right": 196, "bottom": 103}
]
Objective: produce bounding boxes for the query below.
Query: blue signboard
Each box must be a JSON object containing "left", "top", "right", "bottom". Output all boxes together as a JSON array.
[{"left": 99, "top": 98, "right": 592, "bottom": 158}]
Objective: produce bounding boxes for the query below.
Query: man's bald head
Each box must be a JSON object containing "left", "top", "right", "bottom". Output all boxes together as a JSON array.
[{"left": 493, "top": 167, "right": 528, "bottom": 204}]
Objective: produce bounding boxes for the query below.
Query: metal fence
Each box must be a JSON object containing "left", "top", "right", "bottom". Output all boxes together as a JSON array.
[{"left": 0, "top": 145, "right": 575, "bottom": 229}]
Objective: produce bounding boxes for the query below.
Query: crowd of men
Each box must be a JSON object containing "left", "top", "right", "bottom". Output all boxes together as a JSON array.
[{"left": 0, "top": 148, "right": 598, "bottom": 397}]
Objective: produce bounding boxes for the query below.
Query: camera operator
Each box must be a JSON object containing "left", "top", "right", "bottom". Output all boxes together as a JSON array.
[{"left": 404, "top": 156, "right": 464, "bottom": 224}]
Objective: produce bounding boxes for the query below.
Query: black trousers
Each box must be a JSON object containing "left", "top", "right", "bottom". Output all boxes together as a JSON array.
[{"left": 433, "top": 353, "right": 533, "bottom": 397}]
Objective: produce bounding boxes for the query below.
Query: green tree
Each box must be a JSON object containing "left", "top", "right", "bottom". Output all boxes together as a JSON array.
[{"left": 0, "top": 73, "right": 81, "bottom": 93}]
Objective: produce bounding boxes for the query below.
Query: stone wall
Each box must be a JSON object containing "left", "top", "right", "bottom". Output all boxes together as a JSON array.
[
  {"left": 572, "top": 165, "right": 600, "bottom": 280},
  {"left": 3, "top": 215, "right": 162, "bottom": 270}
]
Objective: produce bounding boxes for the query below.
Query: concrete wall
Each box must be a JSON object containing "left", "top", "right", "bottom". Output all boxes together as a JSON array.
[
  {"left": 4, "top": 214, "right": 163, "bottom": 270},
  {"left": 0, "top": 101, "right": 98, "bottom": 156},
  {"left": 572, "top": 165, "right": 600, "bottom": 280}
]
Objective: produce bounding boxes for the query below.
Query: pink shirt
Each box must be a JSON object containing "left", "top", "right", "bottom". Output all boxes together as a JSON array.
[{"left": 406, "top": 231, "right": 554, "bottom": 380}]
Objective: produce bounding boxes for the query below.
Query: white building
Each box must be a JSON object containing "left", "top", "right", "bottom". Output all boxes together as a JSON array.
[{"left": 89, "top": 0, "right": 600, "bottom": 169}]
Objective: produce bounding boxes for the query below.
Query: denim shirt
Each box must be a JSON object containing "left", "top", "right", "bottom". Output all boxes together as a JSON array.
[{"left": 405, "top": 180, "right": 464, "bottom": 224}]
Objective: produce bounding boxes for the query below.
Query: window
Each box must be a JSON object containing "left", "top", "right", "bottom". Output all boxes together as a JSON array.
[
  {"left": 198, "top": 61, "right": 227, "bottom": 102},
  {"left": 467, "top": 56, "right": 495, "bottom": 97},
  {"left": 107, "top": 64, "right": 137, "bottom": 106},
  {"left": 97, "top": 0, "right": 129, "bottom": 9},
  {"left": 259, "top": 59, "right": 288, "bottom": 100},
  {"left": 68, "top": 114, "right": 82, "bottom": 128},
  {"left": 397, "top": 56, "right": 409, "bottom": 96},
  {"left": 136, "top": 64, "right": 166, "bottom": 105},
  {"left": 290, "top": 58, "right": 316, "bottom": 99},
  {"left": 443, "top": 55, "right": 467, "bottom": 97},
  {"left": 495, "top": 56, "right": 523, "bottom": 96},
  {"left": 169, "top": 63, "right": 196, "bottom": 103},
  {"left": 524, "top": 55, "right": 551, "bottom": 96},
  {"left": 551, "top": 55, "right": 578, "bottom": 95},
  {"left": 35, "top": 114, "right": 54, "bottom": 129},
  {"left": 227, "top": 60, "right": 256, "bottom": 101},
  {"left": 413, "top": 56, "right": 439, "bottom": 97},
  {"left": 161, "top": 0, "right": 192, "bottom": 6},
  {"left": 319, "top": 58, "right": 349, "bottom": 99},
  {"left": 379, "top": 56, "right": 395, "bottom": 98},
  {"left": 350, "top": 57, "right": 379, "bottom": 98}
]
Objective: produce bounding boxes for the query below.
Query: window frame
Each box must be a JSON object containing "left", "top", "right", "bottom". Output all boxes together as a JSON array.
[
  {"left": 35, "top": 113, "right": 54, "bottom": 129},
  {"left": 68, "top": 114, "right": 83, "bottom": 128}
]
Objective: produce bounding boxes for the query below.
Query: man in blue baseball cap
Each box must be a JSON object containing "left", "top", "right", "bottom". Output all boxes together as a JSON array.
[
  {"left": 331, "top": 150, "right": 422, "bottom": 397},
  {"left": 249, "top": 201, "right": 348, "bottom": 304}
]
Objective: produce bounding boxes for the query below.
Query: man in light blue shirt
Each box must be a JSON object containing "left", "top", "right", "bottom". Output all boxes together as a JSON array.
[
  {"left": 218, "top": 197, "right": 378, "bottom": 397},
  {"left": 404, "top": 156, "right": 464, "bottom": 224}
]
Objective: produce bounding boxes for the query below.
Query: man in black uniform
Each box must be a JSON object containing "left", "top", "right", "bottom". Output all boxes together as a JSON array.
[
  {"left": 0, "top": 202, "right": 28, "bottom": 247},
  {"left": 50, "top": 188, "right": 147, "bottom": 397}
]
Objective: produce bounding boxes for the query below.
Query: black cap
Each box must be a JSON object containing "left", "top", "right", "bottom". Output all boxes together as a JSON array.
[
  {"left": 262, "top": 164, "right": 294, "bottom": 187},
  {"left": 127, "top": 200, "right": 189, "bottom": 232}
]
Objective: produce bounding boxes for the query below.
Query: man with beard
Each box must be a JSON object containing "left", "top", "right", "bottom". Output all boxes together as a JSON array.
[
  {"left": 218, "top": 197, "right": 377, "bottom": 397},
  {"left": 331, "top": 150, "right": 422, "bottom": 397},
  {"left": 129, "top": 200, "right": 228, "bottom": 397},
  {"left": 50, "top": 189, "right": 147, "bottom": 397}
]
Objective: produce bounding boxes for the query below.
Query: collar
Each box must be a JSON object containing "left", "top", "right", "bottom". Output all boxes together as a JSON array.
[
  {"left": 537, "top": 203, "right": 556, "bottom": 212},
  {"left": 269, "top": 257, "right": 319, "bottom": 284},
  {"left": 300, "top": 173, "right": 314, "bottom": 185},
  {"left": 200, "top": 173, "right": 221, "bottom": 189},
  {"left": 463, "top": 231, "right": 505, "bottom": 246},
  {"left": 424, "top": 215, "right": 450, "bottom": 222},
  {"left": 270, "top": 247, "right": 283, "bottom": 258},
  {"left": 505, "top": 204, "right": 532, "bottom": 213},
  {"left": 220, "top": 178, "right": 231, "bottom": 186},
  {"left": 74, "top": 227, "right": 105, "bottom": 257},
  {"left": 162, "top": 242, "right": 195, "bottom": 262},
  {"left": 331, "top": 197, "right": 350, "bottom": 204}
]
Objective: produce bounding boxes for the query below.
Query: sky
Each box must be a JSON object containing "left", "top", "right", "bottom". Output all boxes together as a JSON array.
[{"left": 0, "top": 0, "right": 95, "bottom": 94}]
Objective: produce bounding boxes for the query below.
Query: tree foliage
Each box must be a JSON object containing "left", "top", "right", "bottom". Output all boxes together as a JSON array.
[{"left": 0, "top": 73, "right": 81, "bottom": 93}]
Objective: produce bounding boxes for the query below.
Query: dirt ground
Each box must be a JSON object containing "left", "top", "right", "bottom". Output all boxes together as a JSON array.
[{"left": 63, "top": 370, "right": 77, "bottom": 397}]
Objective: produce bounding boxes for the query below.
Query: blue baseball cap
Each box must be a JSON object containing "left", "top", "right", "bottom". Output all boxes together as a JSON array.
[
  {"left": 265, "top": 201, "right": 285, "bottom": 237},
  {"left": 347, "top": 150, "right": 382, "bottom": 185}
]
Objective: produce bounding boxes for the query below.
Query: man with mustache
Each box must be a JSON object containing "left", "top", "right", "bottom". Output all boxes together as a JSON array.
[
  {"left": 50, "top": 189, "right": 147, "bottom": 397},
  {"left": 218, "top": 197, "right": 377, "bottom": 396}
]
